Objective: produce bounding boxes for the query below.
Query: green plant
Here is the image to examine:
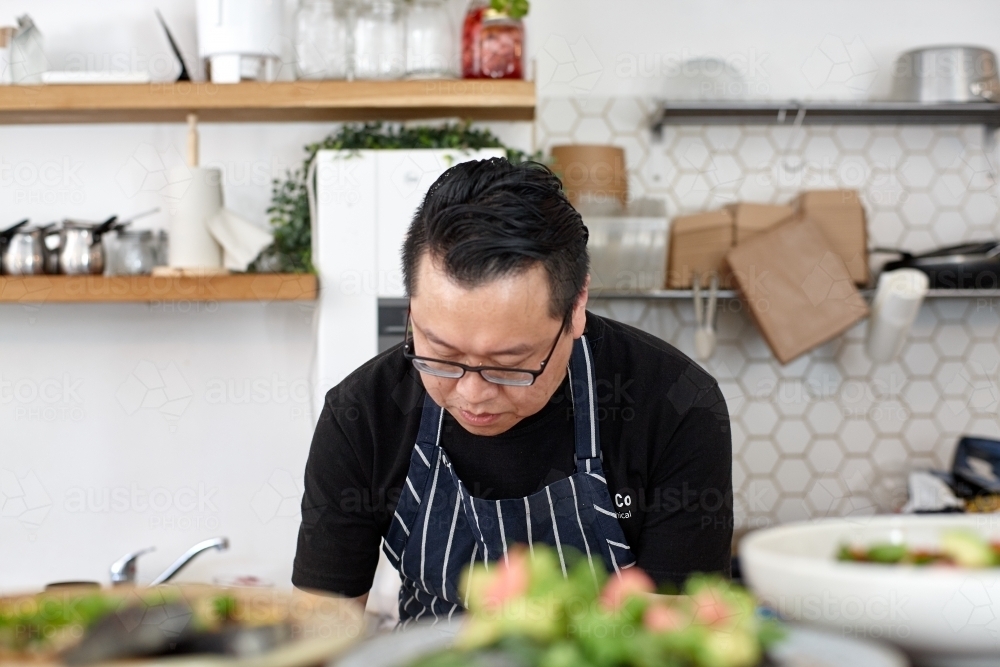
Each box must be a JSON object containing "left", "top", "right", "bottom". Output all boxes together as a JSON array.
[
  {"left": 490, "top": 0, "right": 529, "bottom": 19},
  {"left": 253, "top": 122, "right": 539, "bottom": 274}
]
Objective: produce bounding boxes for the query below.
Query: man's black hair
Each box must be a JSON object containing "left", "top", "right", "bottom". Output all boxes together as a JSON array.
[{"left": 402, "top": 157, "right": 589, "bottom": 325}]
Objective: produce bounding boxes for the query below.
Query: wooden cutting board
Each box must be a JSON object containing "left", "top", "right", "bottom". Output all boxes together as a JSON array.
[
  {"left": 0, "top": 584, "right": 365, "bottom": 667},
  {"left": 725, "top": 218, "right": 869, "bottom": 364}
]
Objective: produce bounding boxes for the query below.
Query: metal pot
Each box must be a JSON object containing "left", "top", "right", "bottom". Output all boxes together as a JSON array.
[
  {"left": 891, "top": 45, "right": 1000, "bottom": 102},
  {"left": 57, "top": 216, "right": 118, "bottom": 275},
  {"left": 2, "top": 224, "right": 51, "bottom": 275},
  {"left": 0, "top": 219, "right": 29, "bottom": 273}
]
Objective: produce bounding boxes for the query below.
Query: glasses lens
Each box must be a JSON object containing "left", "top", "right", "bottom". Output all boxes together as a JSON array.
[
  {"left": 412, "top": 358, "right": 465, "bottom": 379},
  {"left": 481, "top": 369, "right": 536, "bottom": 386}
]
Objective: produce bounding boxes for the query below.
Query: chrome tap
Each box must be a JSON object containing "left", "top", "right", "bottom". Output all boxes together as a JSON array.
[{"left": 109, "top": 537, "right": 229, "bottom": 586}]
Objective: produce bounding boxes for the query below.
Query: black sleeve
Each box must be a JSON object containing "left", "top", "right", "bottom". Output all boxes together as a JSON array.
[
  {"left": 292, "top": 397, "right": 382, "bottom": 597},
  {"left": 635, "top": 381, "right": 733, "bottom": 588}
]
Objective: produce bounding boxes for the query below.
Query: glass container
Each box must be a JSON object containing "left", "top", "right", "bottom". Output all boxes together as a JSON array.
[
  {"left": 295, "top": 0, "right": 351, "bottom": 79},
  {"left": 461, "top": 0, "right": 489, "bottom": 78},
  {"left": 479, "top": 10, "right": 523, "bottom": 79},
  {"left": 405, "top": 0, "right": 456, "bottom": 78},
  {"left": 114, "top": 230, "right": 156, "bottom": 276},
  {"left": 353, "top": 0, "right": 407, "bottom": 80}
]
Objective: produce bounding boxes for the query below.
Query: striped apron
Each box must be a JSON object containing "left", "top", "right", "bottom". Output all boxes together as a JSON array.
[{"left": 382, "top": 335, "right": 636, "bottom": 625}]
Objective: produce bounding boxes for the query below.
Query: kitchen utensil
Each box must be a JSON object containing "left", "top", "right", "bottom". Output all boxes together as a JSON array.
[
  {"left": 740, "top": 514, "right": 1000, "bottom": 665},
  {"left": 878, "top": 240, "right": 1000, "bottom": 289},
  {"left": 866, "top": 268, "right": 928, "bottom": 362},
  {"left": 2, "top": 224, "right": 51, "bottom": 275},
  {"left": 693, "top": 272, "right": 718, "bottom": 361},
  {"left": 0, "top": 218, "right": 28, "bottom": 270},
  {"left": 892, "top": 45, "right": 1000, "bottom": 102},
  {"left": 58, "top": 216, "right": 118, "bottom": 275},
  {"left": 155, "top": 9, "right": 191, "bottom": 82}
]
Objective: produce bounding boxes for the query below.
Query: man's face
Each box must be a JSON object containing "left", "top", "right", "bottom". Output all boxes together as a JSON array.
[{"left": 408, "top": 254, "right": 588, "bottom": 436}]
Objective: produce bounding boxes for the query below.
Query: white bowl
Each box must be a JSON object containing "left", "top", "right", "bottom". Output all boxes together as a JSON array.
[{"left": 740, "top": 514, "right": 1000, "bottom": 667}]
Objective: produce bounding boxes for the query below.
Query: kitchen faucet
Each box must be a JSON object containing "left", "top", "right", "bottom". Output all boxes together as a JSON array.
[{"left": 109, "top": 537, "right": 229, "bottom": 586}]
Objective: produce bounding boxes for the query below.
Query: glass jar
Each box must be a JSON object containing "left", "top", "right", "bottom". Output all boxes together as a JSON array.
[
  {"left": 461, "top": 0, "right": 489, "bottom": 78},
  {"left": 353, "top": 0, "right": 407, "bottom": 80},
  {"left": 295, "top": 0, "right": 351, "bottom": 80},
  {"left": 405, "top": 0, "right": 456, "bottom": 78},
  {"left": 479, "top": 10, "right": 523, "bottom": 79},
  {"left": 114, "top": 230, "right": 156, "bottom": 276}
]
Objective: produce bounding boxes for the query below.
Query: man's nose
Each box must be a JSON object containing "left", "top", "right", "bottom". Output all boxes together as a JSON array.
[{"left": 455, "top": 371, "right": 500, "bottom": 405}]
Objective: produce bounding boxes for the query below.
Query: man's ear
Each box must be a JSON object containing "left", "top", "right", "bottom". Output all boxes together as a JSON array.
[{"left": 571, "top": 275, "right": 590, "bottom": 339}]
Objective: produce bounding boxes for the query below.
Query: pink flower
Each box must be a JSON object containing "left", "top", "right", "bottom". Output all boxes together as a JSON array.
[
  {"left": 692, "top": 589, "right": 735, "bottom": 628},
  {"left": 482, "top": 549, "right": 530, "bottom": 610},
  {"left": 643, "top": 602, "right": 685, "bottom": 633},
  {"left": 599, "top": 568, "right": 655, "bottom": 611}
]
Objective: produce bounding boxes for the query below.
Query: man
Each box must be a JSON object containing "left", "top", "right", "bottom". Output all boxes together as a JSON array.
[{"left": 293, "top": 158, "right": 732, "bottom": 621}]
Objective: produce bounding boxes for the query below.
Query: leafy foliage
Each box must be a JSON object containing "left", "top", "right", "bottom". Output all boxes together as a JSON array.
[
  {"left": 491, "top": 0, "right": 530, "bottom": 19},
  {"left": 253, "top": 122, "right": 538, "bottom": 274}
]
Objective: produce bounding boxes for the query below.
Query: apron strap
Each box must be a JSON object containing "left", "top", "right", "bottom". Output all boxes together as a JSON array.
[
  {"left": 569, "top": 335, "right": 602, "bottom": 474},
  {"left": 417, "top": 394, "right": 445, "bottom": 446}
]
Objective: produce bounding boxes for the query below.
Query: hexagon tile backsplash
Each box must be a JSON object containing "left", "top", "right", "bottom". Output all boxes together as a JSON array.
[{"left": 538, "top": 96, "right": 1000, "bottom": 532}]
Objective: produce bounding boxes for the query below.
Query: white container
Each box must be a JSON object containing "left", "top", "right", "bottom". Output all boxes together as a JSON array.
[
  {"left": 741, "top": 515, "right": 1000, "bottom": 667},
  {"left": 196, "top": 0, "right": 283, "bottom": 84}
]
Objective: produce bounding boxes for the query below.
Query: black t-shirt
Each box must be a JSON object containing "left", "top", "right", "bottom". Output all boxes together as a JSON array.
[{"left": 293, "top": 312, "right": 733, "bottom": 596}]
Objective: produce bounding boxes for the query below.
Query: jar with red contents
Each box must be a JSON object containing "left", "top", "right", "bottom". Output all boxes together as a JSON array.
[{"left": 462, "top": 2, "right": 524, "bottom": 79}]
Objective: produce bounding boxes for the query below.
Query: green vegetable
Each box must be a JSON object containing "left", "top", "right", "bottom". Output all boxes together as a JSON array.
[
  {"left": 866, "top": 544, "right": 908, "bottom": 564},
  {"left": 941, "top": 530, "right": 997, "bottom": 568},
  {"left": 253, "top": 122, "right": 540, "bottom": 274}
]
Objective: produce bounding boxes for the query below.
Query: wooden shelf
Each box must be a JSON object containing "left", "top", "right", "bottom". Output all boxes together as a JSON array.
[
  {"left": 0, "top": 80, "right": 536, "bottom": 124},
  {"left": 0, "top": 273, "right": 317, "bottom": 303}
]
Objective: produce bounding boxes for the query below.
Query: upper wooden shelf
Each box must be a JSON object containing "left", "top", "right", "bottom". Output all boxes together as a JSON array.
[
  {"left": 0, "top": 273, "right": 317, "bottom": 304},
  {"left": 0, "top": 80, "right": 536, "bottom": 124}
]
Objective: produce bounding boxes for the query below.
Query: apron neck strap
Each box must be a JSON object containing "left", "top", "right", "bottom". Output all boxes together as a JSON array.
[{"left": 568, "top": 335, "right": 602, "bottom": 472}]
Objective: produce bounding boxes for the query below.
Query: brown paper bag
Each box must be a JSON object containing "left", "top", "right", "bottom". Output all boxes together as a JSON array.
[{"left": 726, "top": 218, "right": 869, "bottom": 364}]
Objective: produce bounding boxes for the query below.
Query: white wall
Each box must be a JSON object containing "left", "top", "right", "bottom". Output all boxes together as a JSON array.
[{"left": 4, "top": 0, "right": 1000, "bottom": 592}]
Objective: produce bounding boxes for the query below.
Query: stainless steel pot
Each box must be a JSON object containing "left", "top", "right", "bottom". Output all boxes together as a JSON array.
[
  {"left": 57, "top": 216, "right": 118, "bottom": 275},
  {"left": 891, "top": 45, "right": 1000, "bottom": 102},
  {"left": 2, "top": 225, "right": 50, "bottom": 275}
]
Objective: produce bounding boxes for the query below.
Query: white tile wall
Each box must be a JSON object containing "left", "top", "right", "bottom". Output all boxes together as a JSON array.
[{"left": 541, "top": 97, "right": 1000, "bottom": 531}]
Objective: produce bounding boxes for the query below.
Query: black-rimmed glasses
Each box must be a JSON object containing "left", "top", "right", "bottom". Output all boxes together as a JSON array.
[{"left": 403, "top": 311, "right": 566, "bottom": 387}]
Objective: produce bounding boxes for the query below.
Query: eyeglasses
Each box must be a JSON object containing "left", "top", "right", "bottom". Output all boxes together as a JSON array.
[{"left": 403, "top": 310, "right": 566, "bottom": 387}]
